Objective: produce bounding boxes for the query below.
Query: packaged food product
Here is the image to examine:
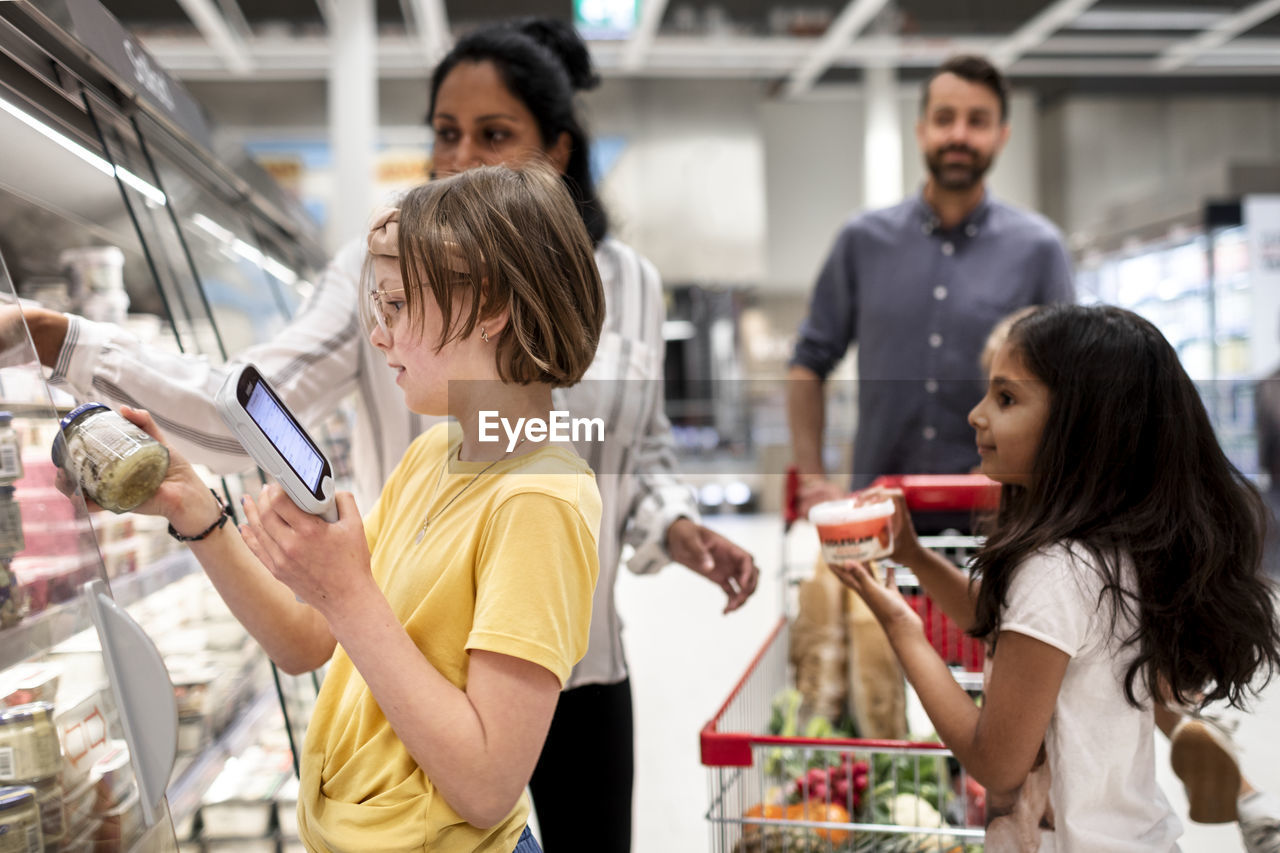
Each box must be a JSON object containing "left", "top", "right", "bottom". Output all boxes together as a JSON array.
[
  {"left": 88, "top": 743, "right": 133, "bottom": 811},
  {"left": 58, "top": 246, "right": 123, "bottom": 298},
  {"left": 0, "top": 413, "right": 23, "bottom": 486},
  {"left": 31, "top": 775, "right": 64, "bottom": 846},
  {"left": 93, "top": 789, "right": 140, "bottom": 851},
  {"left": 809, "top": 495, "right": 896, "bottom": 566},
  {"left": 0, "top": 663, "right": 60, "bottom": 707},
  {"left": 0, "top": 784, "right": 41, "bottom": 853},
  {"left": 51, "top": 404, "right": 169, "bottom": 514},
  {"left": 0, "top": 560, "right": 22, "bottom": 629},
  {"left": 0, "top": 488, "right": 24, "bottom": 558},
  {"left": 0, "top": 702, "right": 60, "bottom": 782},
  {"left": 61, "top": 776, "right": 96, "bottom": 832},
  {"left": 788, "top": 555, "right": 847, "bottom": 724},
  {"left": 17, "top": 276, "right": 73, "bottom": 314}
]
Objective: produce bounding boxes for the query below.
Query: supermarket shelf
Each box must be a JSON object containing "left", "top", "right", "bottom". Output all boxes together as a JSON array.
[
  {"left": 0, "top": 549, "right": 200, "bottom": 671},
  {"left": 168, "top": 685, "right": 276, "bottom": 826},
  {"left": 0, "top": 401, "right": 76, "bottom": 419}
]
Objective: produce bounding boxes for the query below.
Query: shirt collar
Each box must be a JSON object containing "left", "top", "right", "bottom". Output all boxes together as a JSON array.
[{"left": 914, "top": 187, "right": 992, "bottom": 235}]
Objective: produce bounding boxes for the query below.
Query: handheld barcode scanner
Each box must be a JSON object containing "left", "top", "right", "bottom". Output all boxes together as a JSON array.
[{"left": 215, "top": 364, "right": 339, "bottom": 522}]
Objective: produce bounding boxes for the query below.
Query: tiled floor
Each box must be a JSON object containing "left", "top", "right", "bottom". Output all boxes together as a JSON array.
[{"left": 617, "top": 513, "right": 1280, "bottom": 853}]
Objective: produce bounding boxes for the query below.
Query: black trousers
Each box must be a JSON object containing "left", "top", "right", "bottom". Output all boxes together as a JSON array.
[{"left": 529, "top": 678, "right": 634, "bottom": 852}]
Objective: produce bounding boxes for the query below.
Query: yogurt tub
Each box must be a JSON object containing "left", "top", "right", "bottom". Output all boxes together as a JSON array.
[
  {"left": 88, "top": 743, "right": 133, "bottom": 812},
  {"left": 809, "top": 497, "right": 896, "bottom": 565}
]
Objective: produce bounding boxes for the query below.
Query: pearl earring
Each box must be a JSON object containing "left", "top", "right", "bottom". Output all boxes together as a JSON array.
[{"left": 480, "top": 327, "right": 489, "bottom": 343}]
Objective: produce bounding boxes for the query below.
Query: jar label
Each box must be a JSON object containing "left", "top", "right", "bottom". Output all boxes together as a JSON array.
[
  {"left": 0, "top": 747, "right": 11, "bottom": 778},
  {"left": 0, "top": 820, "right": 42, "bottom": 853},
  {"left": 0, "top": 444, "right": 18, "bottom": 480}
]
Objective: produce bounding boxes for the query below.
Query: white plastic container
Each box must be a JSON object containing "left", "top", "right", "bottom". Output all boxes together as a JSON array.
[{"left": 809, "top": 495, "right": 896, "bottom": 566}]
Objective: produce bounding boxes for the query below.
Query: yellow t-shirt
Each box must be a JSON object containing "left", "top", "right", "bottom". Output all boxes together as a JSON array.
[{"left": 297, "top": 422, "right": 601, "bottom": 852}]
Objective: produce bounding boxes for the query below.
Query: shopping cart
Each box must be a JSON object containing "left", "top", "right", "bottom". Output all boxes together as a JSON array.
[{"left": 702, "top": 476, "right": 995, "bottom": 851}]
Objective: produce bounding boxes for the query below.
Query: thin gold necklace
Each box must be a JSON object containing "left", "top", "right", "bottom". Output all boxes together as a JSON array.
[{"left": 415, "top": 436, "right": 528, "bottom": 544}]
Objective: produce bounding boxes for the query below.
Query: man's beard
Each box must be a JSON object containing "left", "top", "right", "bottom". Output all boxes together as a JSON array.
[{"left": 925, "top": 145, "right": 993, "bottom": 191}]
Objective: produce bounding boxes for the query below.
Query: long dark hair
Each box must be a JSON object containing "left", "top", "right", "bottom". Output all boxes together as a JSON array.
[
  {"left": 428, "top": 18, "right": 609, "bottom": 246},
  {"left": 971, "top": 304, "right": 1280, "bottom": 709}
]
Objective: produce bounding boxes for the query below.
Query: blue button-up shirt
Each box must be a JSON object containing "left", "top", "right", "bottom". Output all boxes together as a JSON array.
[{"left": 792, "top": 190, "right": 1075, "bottom": 488}]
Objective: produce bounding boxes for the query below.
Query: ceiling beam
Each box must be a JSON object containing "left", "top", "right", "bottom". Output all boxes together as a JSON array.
[
  {"left": 173, "top": 0, "right": 253, "bottom": 74},
  {"left": 989, "top": 0, "right": 1099, "bottom": 67},
  {"left": 784, "top": 0, "right": 892, "bottom": 97},
  {"left": 621, "top": 0, "right": 669, "bottom": 71},
  {"left": 1156, "top": 0, "right": 1280, "bottom": 70},
  {"left": 135, "top": 33, "right": 1280, "bottom": 82},
  {"left": 402, "top": 0, "right": 450, "bottom": 68}
]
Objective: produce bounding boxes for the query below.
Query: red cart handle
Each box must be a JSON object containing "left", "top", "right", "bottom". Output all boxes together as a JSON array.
[
  {"left": 783, "top": 466, "right": 801, "bottom": 530},
  {"left": 870, "top": 474, "right": 1000, "bottom": 513}
]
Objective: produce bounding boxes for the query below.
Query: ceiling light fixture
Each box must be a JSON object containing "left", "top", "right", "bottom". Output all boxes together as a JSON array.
[{"left": 1068, "top": 8, "right": 1229, "bottom": 30}]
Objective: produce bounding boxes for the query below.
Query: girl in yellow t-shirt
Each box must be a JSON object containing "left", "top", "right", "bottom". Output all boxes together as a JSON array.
[{"left": 120, "top": 162, "right": 605, "bottom": 852}]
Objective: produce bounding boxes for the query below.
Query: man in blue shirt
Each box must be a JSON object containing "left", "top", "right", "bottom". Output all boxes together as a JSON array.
[{"left": 788, "top": 55, "right": 1074, "bottom": 522}]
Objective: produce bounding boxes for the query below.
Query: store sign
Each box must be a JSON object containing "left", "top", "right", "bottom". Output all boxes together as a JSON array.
[{"left": 64, "top": 0, "right": 212, "bottom": 149}]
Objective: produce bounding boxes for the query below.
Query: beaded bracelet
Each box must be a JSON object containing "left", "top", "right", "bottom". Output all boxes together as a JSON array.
[{"left": 168, "top": 489, "right": 231, "bottom": 542}]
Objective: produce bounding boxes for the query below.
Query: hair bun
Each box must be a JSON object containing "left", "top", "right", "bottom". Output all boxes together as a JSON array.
[{"left": 514, "top": 17, "right": 600, "bottom": 92}]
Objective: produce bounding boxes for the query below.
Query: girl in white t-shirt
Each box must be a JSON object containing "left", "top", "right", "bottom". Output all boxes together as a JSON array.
[{"left": 830, "top": 303, "right": 1280, "bottom": 852}]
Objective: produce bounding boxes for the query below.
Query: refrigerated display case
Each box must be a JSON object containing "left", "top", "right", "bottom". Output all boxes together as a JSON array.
[
  {"left": 1075, "top": 197, "right": 1279, "bottom": 479},
  {"left": 0, "top": 1, "right": 329, "bottom": 848}
]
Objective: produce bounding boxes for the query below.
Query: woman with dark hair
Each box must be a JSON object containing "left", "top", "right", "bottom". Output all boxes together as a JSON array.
[
  {"left": 828, "top": 304, "right": 1280, "bottom": 851},
  {"left": 20, "top": 15, "right": 758, "bottom": 852},
  {"left": 420, "top": 20, "right": 757, "bottom": 850}
]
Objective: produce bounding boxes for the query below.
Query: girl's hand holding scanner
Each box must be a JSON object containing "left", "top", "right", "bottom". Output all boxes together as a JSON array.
[{"left": 98, "top": 406, "right": 346, "bottom": 673}]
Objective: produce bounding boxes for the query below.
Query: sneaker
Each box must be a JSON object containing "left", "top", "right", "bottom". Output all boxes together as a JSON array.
[
  {"left": 1239, "top": 790, "right": 1280, "bottom": 853},
  {"left": 1169, "top": 716, "right": 1242, "bottom": 823}
]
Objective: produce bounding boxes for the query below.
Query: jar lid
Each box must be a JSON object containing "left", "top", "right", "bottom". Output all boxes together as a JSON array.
[
  {"left": 0, "top": 785, "right": 35, "bottom": 811},
  {"left": 0, "top": 701, "right": 54, "bottom": 725},
  {"left": 0, "top": 411, "right": 11, "bottom": 425},
  {"left": 0, "top": 486, "right": 13, "bottom": 497},
  {"left": 59, "top": 402, "right": 109, "bottom": 432},
  {"left": 52, "top": 403, "right": 110, "bottom": 467}
]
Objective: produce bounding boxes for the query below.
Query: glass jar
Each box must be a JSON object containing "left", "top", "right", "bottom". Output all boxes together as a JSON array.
[
  {"left": 0, "top": 703, "right": 60, "bottom": 783},
  {"left": 0, "top": 413, "right": 22, "bottom": 487},
  {"left": 30, "top": 777, "right": 63, "bottom": 848},
  {"left": 51, "top": 404, "right": 169, "bottom": 514},
  {"left": 0, "top": 785, "right": 41, "bottom": 853},
  {"left": 0, "top": 560, "right": 21, "bottom": 630},
  {"left": 0, "top": 488, "right": 23, "bottom": 559}
]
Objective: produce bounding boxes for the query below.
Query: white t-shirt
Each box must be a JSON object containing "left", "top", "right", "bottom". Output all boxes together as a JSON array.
[{"left": 1000, "top": 543, "right": 1182, "bottom": 852}]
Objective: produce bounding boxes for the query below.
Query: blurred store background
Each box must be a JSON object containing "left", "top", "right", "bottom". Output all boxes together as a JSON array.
[
  {"left": 75, "top": 0, "right": 1280, "bottom": 516},
  {"left": 2, "top": 0, "right": 1280, "bottom": 850}
]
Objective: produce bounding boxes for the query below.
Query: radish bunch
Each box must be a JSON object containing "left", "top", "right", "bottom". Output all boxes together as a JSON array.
[{"left": 790, "top": 754, "right": 870, "bottom": 812}]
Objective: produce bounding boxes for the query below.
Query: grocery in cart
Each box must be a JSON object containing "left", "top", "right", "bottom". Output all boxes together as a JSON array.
[{"left": 702, "top": 475, "right": 997, "bottom": 851}]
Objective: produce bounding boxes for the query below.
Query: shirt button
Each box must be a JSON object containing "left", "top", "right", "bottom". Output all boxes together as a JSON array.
[
  {"left": 941, "top": 242, "right": 955, "bottom": 256},
  {"left": 934, "top": 286, "right": 948, "bottom": 301},
  {"left": 925, "top": 379, "right": 939, "bottom": 394},
  {"left": 929, "top": 333, "right": 943, "bottom": 348},
  {"left": 923, "top": 426, "right": 937, "bottom": 440},
  {"left": 965, "top": 224, "right": 978, "bottom": 237}
]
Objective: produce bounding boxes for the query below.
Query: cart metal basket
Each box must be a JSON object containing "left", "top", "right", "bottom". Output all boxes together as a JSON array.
[{"left": 705, "top": 476, "right": 995, "bottom": 851}]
